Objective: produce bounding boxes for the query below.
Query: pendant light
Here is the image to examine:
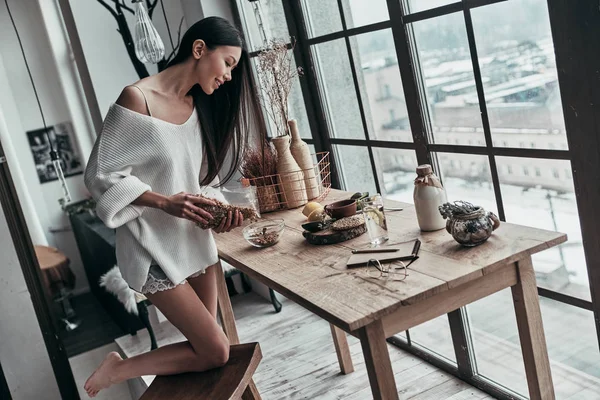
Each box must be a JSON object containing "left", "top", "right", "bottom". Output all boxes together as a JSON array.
[{"left": 133, "top": 0, "right": 165, "bottom": 64}]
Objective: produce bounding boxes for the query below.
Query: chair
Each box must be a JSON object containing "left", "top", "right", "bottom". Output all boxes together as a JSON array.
[{"left": 139, "top": 342, "right": 262, "bottom": 400}]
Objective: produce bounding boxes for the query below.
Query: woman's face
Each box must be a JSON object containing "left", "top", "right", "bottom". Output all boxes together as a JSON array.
[{"left": 193, "top": 41, "right": 242, "bottom": 95}]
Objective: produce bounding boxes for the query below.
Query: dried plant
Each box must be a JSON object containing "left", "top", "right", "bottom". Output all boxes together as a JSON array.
[
  {"left": 255, "top": 38, "right": 304, "bottom": 137},
  {"left": 439, "top": 201, "right": 480, "bottom": 219},
  {"left": 240, "top": 142, "right": 278, "bottom": 184},
  {"left": 194, "top": 196, "right": 259, "bottom": 230}
]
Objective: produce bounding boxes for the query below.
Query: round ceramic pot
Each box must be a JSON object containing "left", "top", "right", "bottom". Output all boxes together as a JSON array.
[{"left": 446, "top": 207, "right": 500, "bottom": 247}]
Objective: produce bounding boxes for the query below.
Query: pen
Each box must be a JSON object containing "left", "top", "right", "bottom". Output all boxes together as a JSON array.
[
  {"left": 352, "top": 248, "right": 399, "bottom": 254},
  {"left": 411, "top": 239, "right": 421, "bottom": 258}
]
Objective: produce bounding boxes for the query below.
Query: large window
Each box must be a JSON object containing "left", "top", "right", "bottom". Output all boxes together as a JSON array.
[{"left": 234, "top": 1, "right": 600, "bottom": 398}]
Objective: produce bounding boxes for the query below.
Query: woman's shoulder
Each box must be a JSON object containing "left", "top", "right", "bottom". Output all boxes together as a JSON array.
[
  {"left": 102, "top": 83, "right": 158, "bottom": 133},
  {"left": 116, "top": 83, "right": 151, "bottom": 116}
]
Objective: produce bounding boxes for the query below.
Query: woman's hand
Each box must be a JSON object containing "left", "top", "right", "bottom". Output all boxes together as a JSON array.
[
  {"left": 162, "top": 192, "right": 216, "bottom": 225},
  {"left": 213, "top": 210, "right": 244, "bottom": 233}
]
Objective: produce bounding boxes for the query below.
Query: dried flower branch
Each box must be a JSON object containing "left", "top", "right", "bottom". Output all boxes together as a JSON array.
[
  {"left": 439, "top": 201, "right": 480, "bottom": 219},
  {"left": 255, "top": 38, "right": 304, "bottom": 137},
  {"left": 240, "top": 142, "right": 278, "bottom": 183}
]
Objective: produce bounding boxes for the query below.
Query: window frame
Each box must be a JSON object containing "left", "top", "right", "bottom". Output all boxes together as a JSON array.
[{"left": 232, "top": 1, "right": 600, "bottom": 398}]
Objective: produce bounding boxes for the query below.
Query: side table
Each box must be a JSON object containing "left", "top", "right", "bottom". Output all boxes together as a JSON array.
[{"left": 34, "top": 245, "right": 80, "bottom": 331}]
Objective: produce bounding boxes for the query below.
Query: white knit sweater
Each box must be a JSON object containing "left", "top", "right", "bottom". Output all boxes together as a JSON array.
[{"left": 84, "top": 103, "right": 227, "bottom": 292}]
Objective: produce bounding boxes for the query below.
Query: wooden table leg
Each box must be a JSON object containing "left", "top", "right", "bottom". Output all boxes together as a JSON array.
[
  {"left": 215, "top": 260, "right": 262, "bottom": 400},
  {"left": 358, "top": 320, "right": 398, "bottom": 400},
  {"left": 512, "top": 256, "right": 555, "bottom": 400},
  {"left": 330, "top": 324, "right": 354, "bottom": 374}
]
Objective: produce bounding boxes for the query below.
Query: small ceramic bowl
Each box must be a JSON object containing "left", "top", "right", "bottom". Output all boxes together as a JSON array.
[
  {"left": 301, "top": 220, "right": 330, "bottom": 233},
  {"left": 243, "top": 219, "right": 285, "bottom": 248},
  {"left": 324, "top": 199, "right": 357, "bottom": 219}
]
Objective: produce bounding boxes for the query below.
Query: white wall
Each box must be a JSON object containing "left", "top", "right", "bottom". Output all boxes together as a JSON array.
[
  {"left": 0, "top": 0, "right": 90, "bottom": 294},
  {"left": 0, "top": 199, "right": 61, "bottom": 399},
  {"left": 68, "top": 0, "right": 193, "bottom": 117},
  {"left": 0, "top": 55, "right": 48, "bottom": 247},
  {"left": 198, "top": 0, "right": 235, "bottom": 21}
]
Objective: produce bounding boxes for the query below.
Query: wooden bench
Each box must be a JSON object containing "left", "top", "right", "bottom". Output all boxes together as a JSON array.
[{"left": 139, "top": 342, "right": 262, "bottom": 400}]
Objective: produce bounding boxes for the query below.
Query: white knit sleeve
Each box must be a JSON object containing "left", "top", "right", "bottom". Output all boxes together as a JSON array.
[{"left": 84, "top": 111, "right": 151, "bottom": 228}]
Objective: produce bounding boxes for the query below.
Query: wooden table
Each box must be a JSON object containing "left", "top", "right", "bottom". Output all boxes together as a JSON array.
[{"left": 213, "top": 189, "right": 566, "bottom": 400}]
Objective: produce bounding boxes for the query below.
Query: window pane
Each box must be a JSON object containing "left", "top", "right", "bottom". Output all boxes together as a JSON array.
[
  {"left": 374, "top": 148, "right": 418, "bottom": 203},
  {"left": 468, "top": 289, "right": 529, "bottom": 396},
  {"left": 412, "top": 12, "right": 486, "bottom": 145},
  {"left": 342, "top": 0, "right": 389, "bottom": 28},
  {"left": 250, "top": 58, "right": 276, "bottom": 138},
  {"left": 313, "top": 39, "right": 366, "bottom": 139},
  {"left": 469, "top": 290, "right": 600, "bottom": 398},
  {"left": 471, "top": 0, "right": 568, "bottom": 150},
  {"left": 302, "top": 0, "right": 343, "bottom": 38},
  {"left": 408, "top": 316, "right": 456, "bottom": 363},
  {"left": 252, "top": 54, "right": 311, "bottom": 140},
  {"left": 407, "top": 0, "right": 458, "bottom": 14},
  {"left": 540, "top": 300, "right": 600, "bottom": 398},
  {"left": 434, "top": 152, "right": 498, "bottom": 216},
  {"left": 355, "top": 30, "right": 412, "bottom": 141},
  {"left": 289, "top": 68, "right": 312, "bottom": 140},
  {"left": 236, "top": 0, "right": 289, "bottom": 51},
  {"left": 333, "top": 145, "right": 377, "bottom": 194},
  {"left": 496, "top": 157, "right": 588, "bottom": 299}
]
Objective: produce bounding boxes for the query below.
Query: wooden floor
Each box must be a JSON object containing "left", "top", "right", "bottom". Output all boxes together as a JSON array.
[
  {"left": 117, "top": 292, "right": 494, "bottom": 399},
  {"left": 70, "top": 342, "right": 133, "bottom": 400}
]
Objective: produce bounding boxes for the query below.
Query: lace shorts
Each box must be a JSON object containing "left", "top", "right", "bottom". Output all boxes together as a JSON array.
[{"left": 140, "top": 264, "right": 206, "bottom": 295}]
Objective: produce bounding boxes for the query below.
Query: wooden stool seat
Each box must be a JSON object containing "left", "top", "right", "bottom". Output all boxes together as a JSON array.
[
  {"left": 34, "top": 245, "right": 75, "bottom": 295},
  {"left": 140, "top": 342, "right": 262, "bottom": 400}
]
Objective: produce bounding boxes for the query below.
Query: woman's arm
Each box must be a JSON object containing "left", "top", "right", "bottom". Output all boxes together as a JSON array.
[
  {"left": 84, "top": 87, "right": 153, "bottom": 228},
  {"left": 131, "top": 191, "right": 169, "bottom": 210},
  {"left": 132, "top": 191, "right": 216, "bottom": 225}
]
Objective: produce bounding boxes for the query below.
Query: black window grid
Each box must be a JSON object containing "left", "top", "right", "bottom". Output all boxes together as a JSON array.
[{"left": 231, "top": 2, "right": 600, "bottom": 398}]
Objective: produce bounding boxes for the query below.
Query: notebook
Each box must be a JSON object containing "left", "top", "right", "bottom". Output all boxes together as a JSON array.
[{"left": 346, "top": 239, "right": 419, "bottom": 268}]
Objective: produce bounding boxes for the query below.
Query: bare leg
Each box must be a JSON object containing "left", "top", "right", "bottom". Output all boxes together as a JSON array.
[
  {"left": 187, "top": 263, "right": 218, "bottom": 319},
  {"left": 84, "top": 275, "right": 228, "bottom": 397}
]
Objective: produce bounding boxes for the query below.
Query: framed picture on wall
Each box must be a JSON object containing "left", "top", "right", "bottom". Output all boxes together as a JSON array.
[{"left": 26, "top": 121, "right": 83, "bottom": 184}]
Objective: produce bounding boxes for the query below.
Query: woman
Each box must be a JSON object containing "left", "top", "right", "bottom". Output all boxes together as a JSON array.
[{"left": 83, "top": 17, "right": 261, "bottom": 397}]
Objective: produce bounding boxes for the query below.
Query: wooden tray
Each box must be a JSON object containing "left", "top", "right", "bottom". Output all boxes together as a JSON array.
[{"left": 302, "top": 225, "right": 366, "bottom": 245}]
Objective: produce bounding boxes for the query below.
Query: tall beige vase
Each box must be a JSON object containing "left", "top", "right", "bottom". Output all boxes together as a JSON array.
[
  {"left": 288, "top": 119, "right": 320, "bottom": 200},
  {"left": 272, "top": 134, "right": 308, "bottom": 208}
]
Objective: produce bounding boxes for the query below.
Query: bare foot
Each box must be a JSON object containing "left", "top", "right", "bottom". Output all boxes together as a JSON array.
[{"left": 84, "top": 351, "right": 122, "bottom": 398}]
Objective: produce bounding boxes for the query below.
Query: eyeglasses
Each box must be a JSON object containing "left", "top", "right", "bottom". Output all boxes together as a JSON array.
[
  {"left": 365, "top": 255, "right": 419, "bottom": 281},
  {"left": 366, "top": 258, "right": 408, "bottom": 281}
]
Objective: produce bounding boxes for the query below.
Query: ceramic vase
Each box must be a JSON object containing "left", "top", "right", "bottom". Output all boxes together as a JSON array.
[
  {"left": 272, "top": 135, "right": 308, "bottom": 208},
  {"left": 288, "top": 119, "right": 320, "bottom": 200}
]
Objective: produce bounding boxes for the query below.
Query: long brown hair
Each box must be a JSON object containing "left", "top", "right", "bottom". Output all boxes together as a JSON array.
[{"left": 166, "top": 17, "right": 263, "bottom": 186}]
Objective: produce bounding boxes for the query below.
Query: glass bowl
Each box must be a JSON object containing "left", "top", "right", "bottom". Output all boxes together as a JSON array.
[{"left": 242, "top": 219, "right": 285, "bottom": 248}]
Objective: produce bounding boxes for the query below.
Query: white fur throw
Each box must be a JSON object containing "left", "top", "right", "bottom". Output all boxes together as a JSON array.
[
  {"left": 99, "top": 263, "right": 237, "bottom": 315},
  {"left": 99, "top": 266, "right": 139, "bottom": 315}
]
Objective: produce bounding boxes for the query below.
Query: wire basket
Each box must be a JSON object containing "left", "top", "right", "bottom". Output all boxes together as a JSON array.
[{"left": 242, "top": 152, "right": 331, "bottom": 213}]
